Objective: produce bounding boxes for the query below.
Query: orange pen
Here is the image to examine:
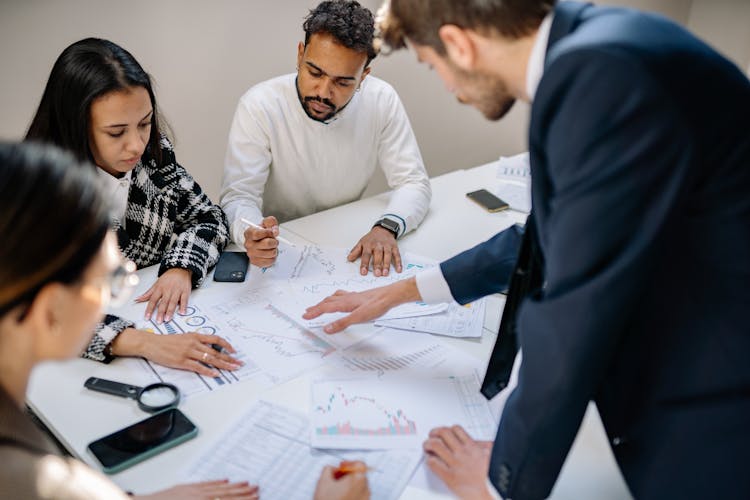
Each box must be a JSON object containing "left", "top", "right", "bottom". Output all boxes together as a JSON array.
[{"left": 332, "top": 461, "right": 373, "bottom": 479}]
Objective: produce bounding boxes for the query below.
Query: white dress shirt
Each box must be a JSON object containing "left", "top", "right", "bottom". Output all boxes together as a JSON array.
[
  {"left": 96, "top": 167, "right": 132, "bottom": 229},
  {"left": 416, "top": 13, "right": 554, "bottom": 309},
  {"left": 220, "top": 73, "right": 432, "bottom": 246}
]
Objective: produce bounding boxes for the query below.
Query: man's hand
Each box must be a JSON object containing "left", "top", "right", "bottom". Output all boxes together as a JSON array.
[
  {"left": 111, "top": 329, "right": 243, "bottom": 378},
  {"left": 303, "top": 277, "right": 420, "bottom": 333},
  {"left": 313, "top": 463, "right": 370, "bottom": 500},
  {"left": 135, "top": 479, "right": 259, "bottom": 500},
  {"left": 348, "top": 226, "right": 402, "bottom": 277},
  {"left": 423, "top": 426, "right": 494, "bottom": 500},
  {"left": 135, "top": 268, "right": 192, "bottom": 323},
  {"left": 243, "top": 215, "right": 280, "bottom": 268}
]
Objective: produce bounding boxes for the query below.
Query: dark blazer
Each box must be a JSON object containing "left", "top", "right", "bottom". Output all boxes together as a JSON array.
[
  {"left": 441, "top": 2, "right": 750, "bottom": 498},
  {"left": 83, "top": 137, "right": 229, "bottom": 362}
]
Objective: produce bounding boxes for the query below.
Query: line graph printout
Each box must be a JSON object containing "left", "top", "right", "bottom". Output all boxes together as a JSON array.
[
  {"left": 311, "top": 372, "right": 497, "bottom": 450},
  {"left": 331, "top": 327, "right": 481, "bottom": 378},
  {"left": 184, "top": 400, "right": 422, "bottom": 500},
  {"left": 375, "top": 298, "right": 487, "bottom": 338},
  {"left": 246, "top": 245, "right": 359, "bottom": 286}
]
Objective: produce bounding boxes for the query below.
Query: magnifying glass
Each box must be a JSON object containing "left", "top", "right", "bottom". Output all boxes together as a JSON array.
[{"left": 84, "top": 377, "right": 180, "bottom": 413}]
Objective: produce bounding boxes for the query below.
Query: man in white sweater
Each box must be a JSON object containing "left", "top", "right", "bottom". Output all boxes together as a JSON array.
[{"left": 220, "top": 0, "right": 431, "bottom": 277}]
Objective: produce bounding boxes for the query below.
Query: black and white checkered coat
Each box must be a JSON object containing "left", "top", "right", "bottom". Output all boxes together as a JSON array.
[{"left": 84, "top": 137, "right": 229, "bottom": 362}]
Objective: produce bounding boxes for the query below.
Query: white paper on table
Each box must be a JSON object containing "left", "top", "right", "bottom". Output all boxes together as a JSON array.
[
  {"left": 310, "top": 371, "right": 497, "bottom": 450},
  {"left": 374, "top": 298, "right": 486, "bottom": 338},
  {"left": 495, "top": 152, "right": 531, "bottom": 213},
  {"left": 183, "top": 400, "right": 422, "bottom": 500}
]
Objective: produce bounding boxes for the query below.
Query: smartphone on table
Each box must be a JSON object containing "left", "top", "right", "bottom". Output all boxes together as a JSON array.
[
  {"left": 213, "top": 251, "right": 249, "bottom": 282},
  {"left": 87, "top": 408, "right": 197, "bottom": 474},
  {"left": 466, "top": 189, "right": 510, "bottom": 213}
]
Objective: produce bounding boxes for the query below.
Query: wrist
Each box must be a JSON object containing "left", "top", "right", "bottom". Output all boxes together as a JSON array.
[
  {"left": 393, "top": 277, "right": 421, "bottom": 304},
  {"left": 110, "top": 328, "right": 150, "bottom": 357}
]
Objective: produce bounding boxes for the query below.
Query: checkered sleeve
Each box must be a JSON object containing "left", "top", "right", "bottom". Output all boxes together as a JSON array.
[
  {"left": 81, "top": 314, "right": 135, "bottom": 363},
  {"left": 158, "top": 141, "right": 229, "bottom": 287}
]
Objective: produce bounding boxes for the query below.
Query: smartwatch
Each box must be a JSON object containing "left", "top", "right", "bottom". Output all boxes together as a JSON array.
[{"left": 373, "top": 217, "right": 400, "bottom": 238}]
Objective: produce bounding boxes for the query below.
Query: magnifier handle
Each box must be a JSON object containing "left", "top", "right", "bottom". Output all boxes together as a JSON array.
[{"left": 84, "top": 377, "right": 142, "bottom": 400}]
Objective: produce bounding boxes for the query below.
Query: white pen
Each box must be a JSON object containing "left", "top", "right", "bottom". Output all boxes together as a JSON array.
[{"left": 240, "top": 217, "right": 296, "bottom": 246}]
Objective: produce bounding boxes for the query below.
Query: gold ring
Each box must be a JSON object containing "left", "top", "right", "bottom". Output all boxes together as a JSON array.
[{"left": 202, "top": 352, "right": 209, "bottom": 362}]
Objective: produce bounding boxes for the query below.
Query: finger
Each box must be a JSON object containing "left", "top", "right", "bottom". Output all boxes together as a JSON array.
[
  {"left": 392, "top": 246, "right": 403, "bottom": 273},
  {"left": 450, "top": 425, "right": 473, "bottom": 446},
  {"left": 257, "top": 237, "right": 280, "bottom": 250},
  {"left": 324, "top": 309, "right": 367, "bottom": 334},
  {"left": 262, "top": 215, "right": 278, "bottom": 228},
  {"left": 425, "top": 453, "right": 451, "bottom": 477},
  {"left": 186, "top": 359, "right": 220, "bottom": 378},
  {"left": 163, "top": 291, "right": 181, "bottom": 323},
  {"left": 382, "top": 248, "right": 393, "bottom": 277},
  {"left": 134, "top": 287, "right": 153, "bottom": 303},
  {"left": 372, "top": 244, "right": 384, "bottom": 277},
  {"left": 360, "top": 248, "right": 373, "bottom": 276},
  {"left": 178, "top": 289, "right": 189, "bottom": 316},
  {"left": 251, "top": 256, "right": 277, "bottom": 268},
  {"left": 423, "top": 436, "right": 456, "bottom": 466},
  {"left": 348, "top": 243, "right": 363, "bottom": 261},
  {"left": 202, "top": 349, "right": 243, "bottom": 370},
  {"left": 145, "top": 291, "right": 162, "bottom": 320},
  {"left": 251, "top": 226, "right": 275, "bottom": 241},
  {"left": 304, "top": 296, "right": 354, "bottom": 319},
  {"left": 200, "top": 334, "right": 237, "bottom": 354},
  {"left": 156, "top": 291, "right": 171, "bottom": 324}
]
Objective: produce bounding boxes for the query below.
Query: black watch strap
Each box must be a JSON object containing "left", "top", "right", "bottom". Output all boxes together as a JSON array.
[{"left": 373, "top": 217, "right": 400, "bottom": 238}]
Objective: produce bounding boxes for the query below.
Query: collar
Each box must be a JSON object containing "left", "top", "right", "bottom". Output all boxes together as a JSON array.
[
  {"left": 526, "top": 12, "right": 555, "bottom": 101},
  {"left": 0, "top": 384, "right": 59, "bottom": 456},
  {"left": 96, "top": 166, "right": 132, "bottom": 186}
]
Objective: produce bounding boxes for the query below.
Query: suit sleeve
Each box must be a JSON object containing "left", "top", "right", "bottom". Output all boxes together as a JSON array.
[
  {"left": 439, "top": 224, "right": 524, "bottom": 304},
  {"left": 490, "top": 51, "right": 694, "bottom": 499},
  {"left": 158, "top": 141, "right": 230, "bottom": 287}
]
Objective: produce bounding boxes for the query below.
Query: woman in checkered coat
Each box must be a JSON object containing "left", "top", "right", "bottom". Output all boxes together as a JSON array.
[{"left": 25, "top": 38, "right": 243, "bottom": 376}]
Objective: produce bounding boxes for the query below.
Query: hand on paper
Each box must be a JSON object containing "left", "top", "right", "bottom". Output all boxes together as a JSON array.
[
  {"left": 135, "top": 479, "right": 259, "bottom": 500},
  {"left": 135, "top": 268, "right": 192, "bottom": 323},
  {"left": 302, "top": 278, "right": 420, "bottom": 334},
  {"left": 314, "top": 463, "right": 370, "bottom": 500},
  {"left": 423, "top": 425, "right": 494, "bottom": 500},
  {"left": 243, "top": 215, "right": 280, "bottom": 268},
  {"left": 111, "top": 329, "right": 242, "bottom": 377},
  {"left": 348, "top": 226, "right": 402, "bottom": 277}
]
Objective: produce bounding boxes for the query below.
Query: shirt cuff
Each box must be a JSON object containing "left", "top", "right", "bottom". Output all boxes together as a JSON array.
[
  {"left": 486, "top": 478, "right": 504, "bottom": 499},
  {"left": 231, "top": 217, "right": 247, "bottom": 248},
  {"left": 415, "top": 266, "right": 454, "bottom": 304}
]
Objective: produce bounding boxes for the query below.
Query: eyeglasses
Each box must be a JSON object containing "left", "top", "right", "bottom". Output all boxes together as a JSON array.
[{"left": 104, "top": 259, "right": 139, "bottom": 308}]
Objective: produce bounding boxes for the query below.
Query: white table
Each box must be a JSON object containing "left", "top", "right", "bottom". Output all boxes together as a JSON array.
[{"left": 27, "top": 163, "right": 631, "bottom": 499}]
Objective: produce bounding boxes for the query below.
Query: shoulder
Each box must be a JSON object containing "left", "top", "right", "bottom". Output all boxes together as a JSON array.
[
  {"left": 238, "top": 73, "right": 296, "bottom": 110},
  {"left": 359, "top": 75, "right": 402, "bottom": 112},
  {"left": 0, "top": 447, "right": 126, "bottom": 499}
]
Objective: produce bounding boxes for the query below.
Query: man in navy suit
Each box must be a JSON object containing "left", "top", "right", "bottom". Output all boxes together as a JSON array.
[{"left": 305, "top": 1, "right": 750, "bottom": 498}]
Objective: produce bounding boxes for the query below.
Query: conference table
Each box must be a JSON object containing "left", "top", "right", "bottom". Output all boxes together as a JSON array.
[{"left": 27, "top": 162, "right": 632, "bottom": 499}]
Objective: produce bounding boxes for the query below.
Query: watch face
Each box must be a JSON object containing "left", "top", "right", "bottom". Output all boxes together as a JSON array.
[{"left": 377, "top": 219, "right": 399, "bottom": 235}]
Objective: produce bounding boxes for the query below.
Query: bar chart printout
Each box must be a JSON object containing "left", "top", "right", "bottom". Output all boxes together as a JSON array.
[
  {"left": 184, "top": 400, "right": 422, "bottom": 500},
  {"left": 311, "top": 373, "right": 497, "bottom": 450}
]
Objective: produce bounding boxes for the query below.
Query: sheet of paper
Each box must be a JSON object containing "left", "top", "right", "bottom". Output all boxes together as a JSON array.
[
  {"left": 495, "top": 152, "right": 532, "bottom": 213},
  {"left": 184, "top": 400, "right": 422, "bottom": 500},
  {"left": 374, "top": 298, "right": 486, "bottom": 338},
  {"left": 310, "top": 372, "right": 497, "bottom": 450}
]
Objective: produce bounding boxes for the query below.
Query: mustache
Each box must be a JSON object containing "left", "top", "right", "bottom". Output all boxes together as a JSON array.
[{"left": 304, "top": 96, "right": 335, "bottom": 109}]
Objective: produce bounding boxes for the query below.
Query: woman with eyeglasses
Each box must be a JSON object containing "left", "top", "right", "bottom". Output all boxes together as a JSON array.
[
  {"left": 0, "top": 142, "right": 260, "bottom": 499},
  {"left": 25, "top": 38, "right": 241, "bottom": 377}
]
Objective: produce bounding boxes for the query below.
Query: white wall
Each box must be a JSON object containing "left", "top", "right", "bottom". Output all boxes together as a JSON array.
[{"left": 0, "top": 1, "right": 747, "bottom": 201}]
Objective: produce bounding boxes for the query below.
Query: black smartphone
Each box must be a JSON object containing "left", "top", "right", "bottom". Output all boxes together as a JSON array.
[
  {"left": 87, "top": 408, "right": 198, "bottom": 474},
  {"left": 466, "top": 189, "right": 510, "bottom": 213},
  {"left": 213, "top": 251, "right": 249, "bottom": 282}
]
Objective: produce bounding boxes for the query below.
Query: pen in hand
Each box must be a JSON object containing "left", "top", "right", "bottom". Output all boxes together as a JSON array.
[
  {"left": 333, "top": 461, "right": 374, "bottom": 479},
  {"left": 240, "top": 217, "right": 296, "bottom": 247}
]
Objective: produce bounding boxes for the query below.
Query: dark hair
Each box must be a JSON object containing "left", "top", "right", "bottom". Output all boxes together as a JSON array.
[
  {"left": 25, "top": 37, "right": 166, "bottom": 167},
  {"left": 304, "top": 0, "right": 378, "bottom": 66},
  {"left": 0, "top": 142, "right": 110, "bottom": 318},
  {"left": 377, "top": 0, "right": 557, "bottom": 54}
]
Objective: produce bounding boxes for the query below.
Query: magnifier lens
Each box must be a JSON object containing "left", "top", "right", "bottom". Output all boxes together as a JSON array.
[{"left": 139, "top": 385, "right": 179, "bottom": 410}]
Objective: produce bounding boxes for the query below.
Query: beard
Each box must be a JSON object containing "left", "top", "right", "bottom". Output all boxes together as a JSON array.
[
  {"left": 451, "top": 63, "right": 516, "bottom": 121},
  {"left": 302, "top": 95, "right": 338, "bottom": 122}
]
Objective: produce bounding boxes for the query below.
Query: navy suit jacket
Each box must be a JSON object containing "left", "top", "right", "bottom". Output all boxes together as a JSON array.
[{"left": 440, "top": 2, "right": 750, "bottom": 498}]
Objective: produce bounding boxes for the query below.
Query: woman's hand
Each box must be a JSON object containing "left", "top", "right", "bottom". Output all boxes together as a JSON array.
[
  {"left": 111, "top": 329, "right": 243, "bottom": 377},
  {"left": 136, "top": 268, "right": 193, "bottom": 323},
  {"left": 135, "top": 479, "right": 259, "bottom": 500}
]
